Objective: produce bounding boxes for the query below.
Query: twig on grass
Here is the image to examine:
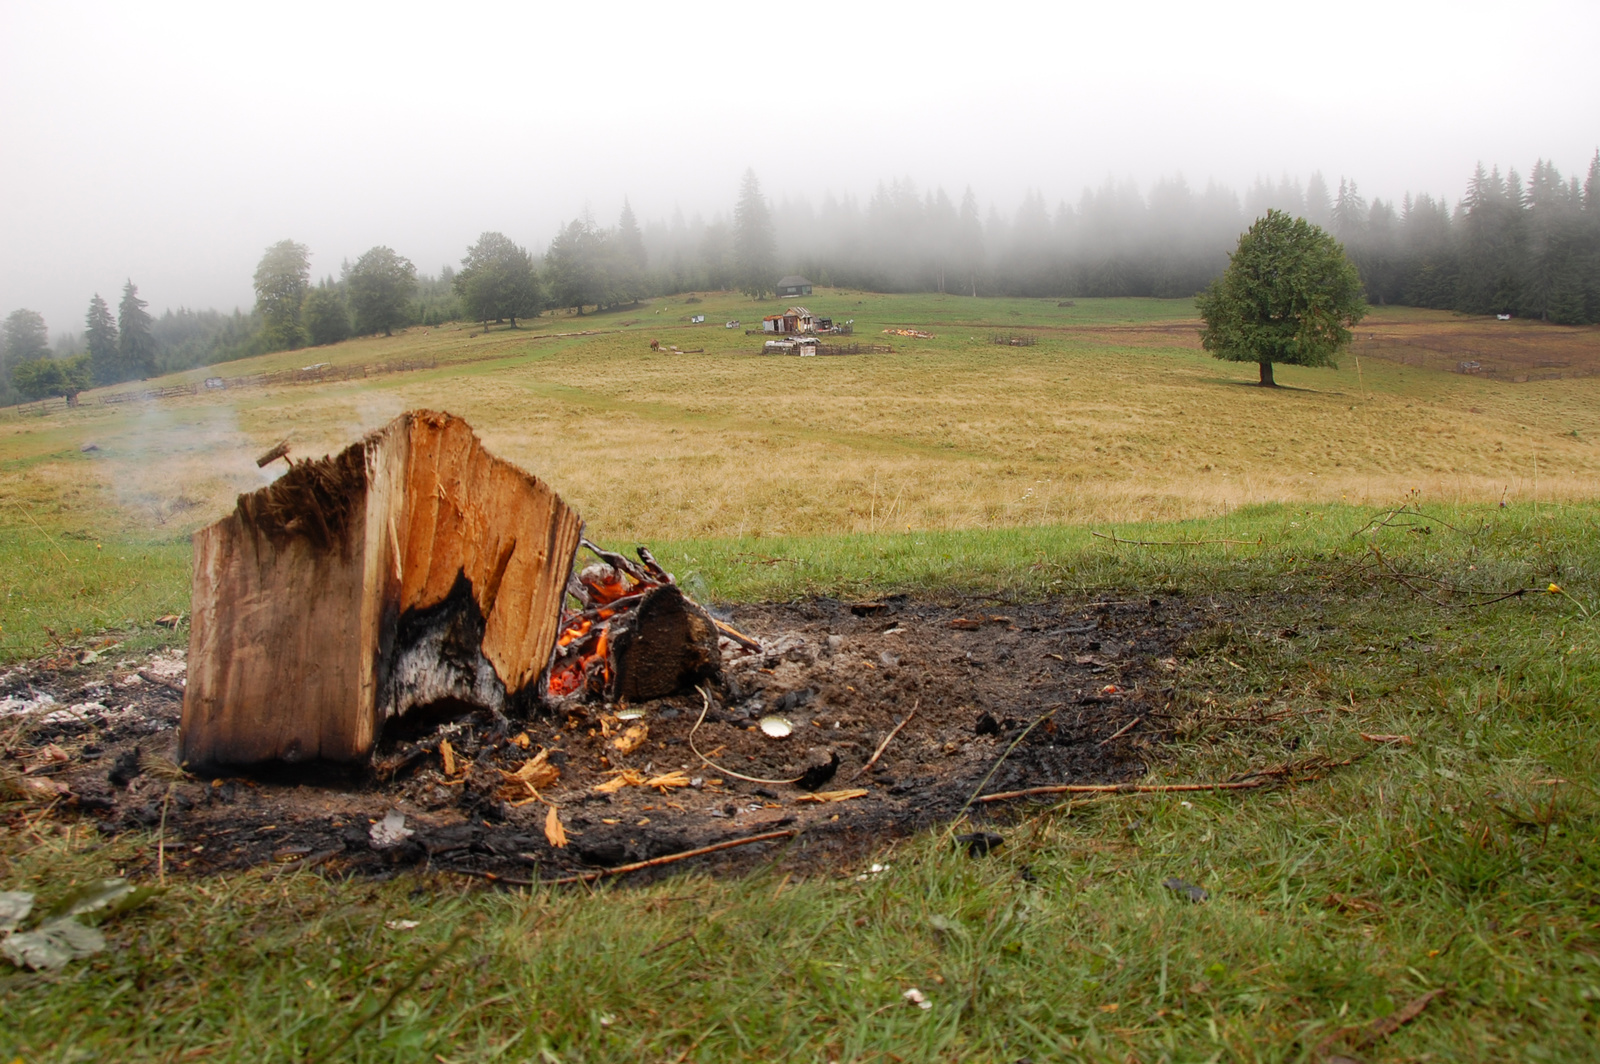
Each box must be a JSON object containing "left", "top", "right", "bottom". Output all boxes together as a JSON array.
[
  {"left": 1092, "top": 531, "right": 1262, "bottom": 548},
  {"left": 849, "top": 701, "right": 918, "bottom": 782},
  {"left": 1351, "top": 507, "right": 1483, "bottom": 538},
  {"left": 1363, "top": 544, "right": 1540, "bottom": 609},
  {"left": 977, "top": 752, "right": 1369, "bottom": 804},
  {"left": 155, "top": 780, "right": 176, "bottom": 887},
  {"left": 314, "top": 931, "right": 471, "bottom": 1062},
  {"left": 1313, "top": 986, "right": 1448, "bottom": 1060},
  {"left": 688, "top": 687, "right": 804, "bottom": 785},
  {"left": 453, "top": 830, "right": 799, "bottom": 888},
  {"left": 1097, "top": 716, "right": 1142, "bottom": 746}
]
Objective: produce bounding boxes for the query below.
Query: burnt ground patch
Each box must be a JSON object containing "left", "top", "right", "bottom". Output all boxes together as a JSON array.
[{"left": 2, "top": 593, "right": 1213, "bottom": 884}]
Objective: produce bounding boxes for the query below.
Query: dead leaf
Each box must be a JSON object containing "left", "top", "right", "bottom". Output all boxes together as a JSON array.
[
  {"left": 511, "top": 732, "right": 531, "bottom": 749},
  {"left": 440, "top": 739, "right": 458, "bottom": 776},
  {"left": 544, "top": 804, "right": 568, "bottom": 848},
  {"left": 612, "top": 724, "right": 648, "bottom": 755},
  {"left": 1360, "top": 733, "right": 1414, "bottom": 746},
  {"left": 795, "top": 788, "right": 869, "bottom": 803}
]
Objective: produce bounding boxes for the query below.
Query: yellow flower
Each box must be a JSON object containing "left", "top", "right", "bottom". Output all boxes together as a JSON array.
[{"left": 1547, "top": 583, "right": 1562, "bottom": 594}]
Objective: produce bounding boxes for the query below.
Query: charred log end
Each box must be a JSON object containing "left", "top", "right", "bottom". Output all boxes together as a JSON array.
[
  {"left": 607, "top": 584, "right": 722, "bottom": 703},
  {"left": 378, "top": 570, "right": 511, "bottom": 734}
]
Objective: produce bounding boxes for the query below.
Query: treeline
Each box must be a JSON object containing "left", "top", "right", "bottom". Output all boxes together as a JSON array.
[{"left": 7, "top": 155, "right": 1599, "bottom": 405}]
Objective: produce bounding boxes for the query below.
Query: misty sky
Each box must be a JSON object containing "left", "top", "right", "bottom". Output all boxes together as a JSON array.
[{"left": 3, "top": 0, "right": 1597, "bottom": 336}]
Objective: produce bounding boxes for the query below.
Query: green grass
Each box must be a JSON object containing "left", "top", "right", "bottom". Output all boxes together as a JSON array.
[
  {"left": 4, "top": 292, "right": 1599, "bottom": 1060},
  {"left": 4, "top": 502, "right": 1599, "bottom": 1061}
]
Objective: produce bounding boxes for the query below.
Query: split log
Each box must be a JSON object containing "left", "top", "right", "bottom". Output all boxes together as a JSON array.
[{"left": 181, "top": 410, "right": 583, "bottom": 771}]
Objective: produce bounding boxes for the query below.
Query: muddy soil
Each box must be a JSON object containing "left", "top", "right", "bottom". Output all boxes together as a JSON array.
[{"left": 2, "top": 594, "right": 1211, "bottom": 883}]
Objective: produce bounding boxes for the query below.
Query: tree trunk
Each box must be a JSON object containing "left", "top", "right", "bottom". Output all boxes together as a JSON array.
[
  {"left": 181, "top": 410, "right": 582, "bottom": 771},
  {"left": 1259, "top": 361, "right": 1276, "bottom": 387}
]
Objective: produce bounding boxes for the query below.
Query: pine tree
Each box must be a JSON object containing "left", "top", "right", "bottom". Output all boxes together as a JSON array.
[
  {"left": 612, "top": 200, "right": 648, "bottom": 304},
  {"left": 84, "top": 294, "right": 119, "bottom": 385},
  {"left": 732, "top": 169, "right": 777, "bottom": 298},
  {"left": 118, "top": 281, "right": 157, "bottom": 378}
]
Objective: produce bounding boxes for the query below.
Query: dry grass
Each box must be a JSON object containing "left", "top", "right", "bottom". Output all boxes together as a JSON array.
[
  {"left": 3, "top": 294, "right": 1598, "bottom": 543},
  {"left": 1347, "top": 306, "right": 1600, "bottom": 382}
]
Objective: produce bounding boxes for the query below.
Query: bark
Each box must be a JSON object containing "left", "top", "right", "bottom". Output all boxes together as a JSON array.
[{"left": 180, "top": 410, "right": 582, "bottom": 771}]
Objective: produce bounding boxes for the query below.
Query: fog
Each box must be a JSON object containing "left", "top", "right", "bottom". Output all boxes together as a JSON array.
[{"left": 3, "top": 0, "right": 1597, "bottom": 335}]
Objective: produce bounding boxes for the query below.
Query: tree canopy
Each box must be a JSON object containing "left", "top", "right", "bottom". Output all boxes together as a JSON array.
[
  {"left": 1197, "top": 210, "right": 1366, "bottom": 386},
  {"left": 345, "top": 247, "right": 417, "bottom": 336},
  {"left": 302, "top": 282, "right": 351, "bottom": 346},
  {"left": 10, "top": 354, "right": 91, "bottom": 403},
  {"left": 454, "top": 232, "right": 539, "bottom": 326},
  {"left": 3, "top": 309, "right": 49, "bottom": 367},
  {"left": 253, "top": 239, "right": 311, "bottom": 349}
]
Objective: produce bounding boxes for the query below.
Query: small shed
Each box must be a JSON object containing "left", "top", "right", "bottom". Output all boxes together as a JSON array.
[{"left": 776, "top": 275, "right": 813, "bottom": 297}]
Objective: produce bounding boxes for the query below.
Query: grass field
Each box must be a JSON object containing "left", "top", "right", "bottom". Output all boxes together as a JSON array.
[{"left": 3, "top": 292, "right": 1599, "bottom": 1061}]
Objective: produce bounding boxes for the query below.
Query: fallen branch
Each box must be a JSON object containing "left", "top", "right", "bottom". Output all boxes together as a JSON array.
[
  {"left": 849, "top": 701, "right": 918, "bottom": 781},
  {"left": 1092, "top": 531, "right": 1261, "bottom": 548},
  {"left": 455, "top": 830, "right": 799, "bottom": 887}
]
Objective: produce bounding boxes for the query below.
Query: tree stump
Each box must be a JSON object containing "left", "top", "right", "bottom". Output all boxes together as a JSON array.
[{"left": 180, "top": 410, "right": 583, "bottom": 771}]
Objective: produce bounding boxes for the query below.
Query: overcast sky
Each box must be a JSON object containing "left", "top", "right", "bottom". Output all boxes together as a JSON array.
[{"left": 3, "top": 0, "right": 1597, "bottom": 336}]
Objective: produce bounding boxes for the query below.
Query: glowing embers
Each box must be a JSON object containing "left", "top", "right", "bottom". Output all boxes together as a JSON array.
[{"left": 545, "top": 541, "right": 722, "bottom": 704}]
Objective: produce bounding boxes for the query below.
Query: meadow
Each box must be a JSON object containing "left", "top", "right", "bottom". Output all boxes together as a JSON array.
[{"left": 2, "top": 291, "right": 1599, "bottom": 1061}]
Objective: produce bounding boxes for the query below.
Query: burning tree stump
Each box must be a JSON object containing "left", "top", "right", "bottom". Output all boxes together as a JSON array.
[{"left": 181, "top": 411, "right": 583, "bottom": 771}]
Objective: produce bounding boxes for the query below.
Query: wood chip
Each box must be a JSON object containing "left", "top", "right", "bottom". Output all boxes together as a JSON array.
[
  {"left": 440, "top": 739, "right": 458, "bottom": 776},
  {"left": 645, "top": 770, "right": 691, "bottom": 792},
  {"left": 795, "top": 788, "right": 869, "bottom": 803},
  {"left": 612, "top": 724, "right": 648, "bottom": 755},
  {"left": 594, "top": 769, "right": 647, "bottom": 794},
  {"left": 947, "top": 617, "right": 983, "bottom": 630},
  {"left": 510, "top": 749, "right": 560, "bottom": 788},
  {"left": 543, "top": 804, "right": 568, "bottom": 848}
]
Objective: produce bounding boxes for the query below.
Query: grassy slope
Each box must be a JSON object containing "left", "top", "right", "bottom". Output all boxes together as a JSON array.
[{"left": 4, "top": 294, "right": 1600, "bottom": 1061}]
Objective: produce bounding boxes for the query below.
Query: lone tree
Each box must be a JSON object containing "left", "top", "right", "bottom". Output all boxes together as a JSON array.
[
  {"left": 253, "top": 239, "right": 311, "bottom": 350},
  {"left": 346, "top": 246, "right": 416, "bottom": 336},
  {"left": 454, "top": 232, "right": 540, "bottom": 327},
  {"left": 1197, "top": 209, "right": 1366, "bottom": 387}
]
